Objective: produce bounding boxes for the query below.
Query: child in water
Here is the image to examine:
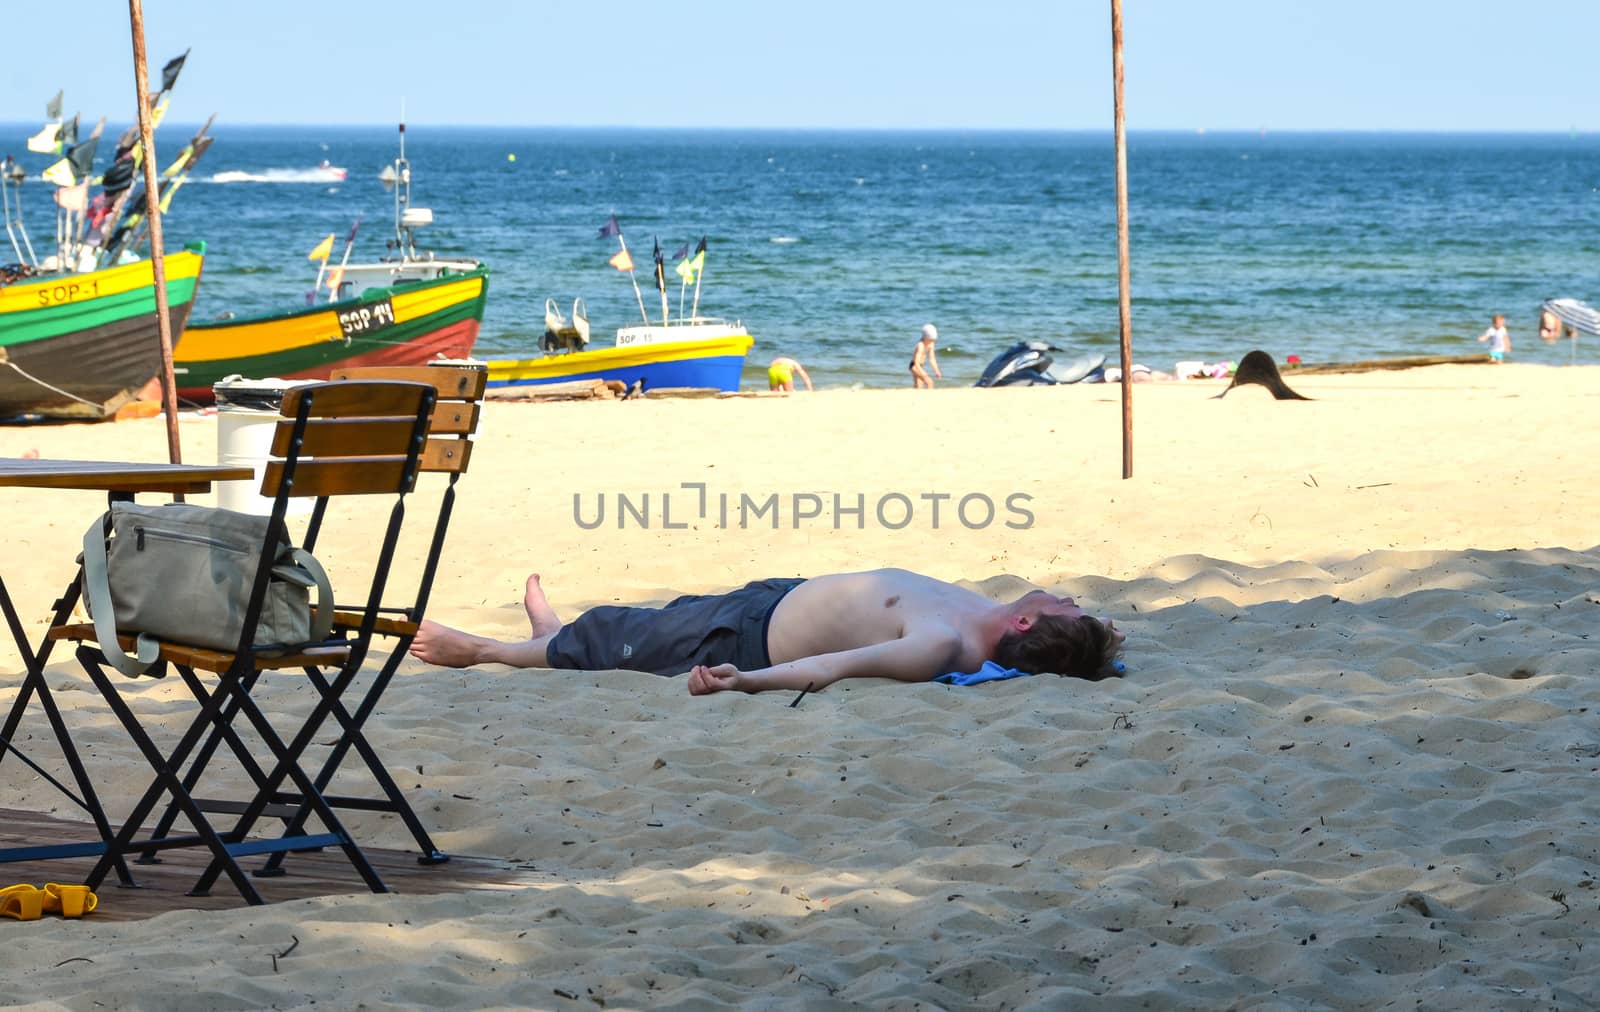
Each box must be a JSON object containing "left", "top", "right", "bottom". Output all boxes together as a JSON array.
[{"left": 1478, "top": 313, "right": 1510, "bottom": 362}]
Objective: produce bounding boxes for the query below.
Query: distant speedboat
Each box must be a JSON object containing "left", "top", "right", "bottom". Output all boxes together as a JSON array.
[{"left": 316, "top": 159, "right": 348, "bottom": 181}]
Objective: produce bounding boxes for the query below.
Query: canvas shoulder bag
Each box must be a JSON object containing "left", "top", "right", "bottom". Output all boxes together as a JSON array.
[{"left": 81, "top": 502, "right": 333, "bottom": 677}]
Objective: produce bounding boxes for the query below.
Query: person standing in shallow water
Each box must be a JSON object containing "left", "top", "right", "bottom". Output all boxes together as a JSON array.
[
  {"left": 910, "top": 323, "right": 942, "bottom": 388},
  {"left": 1478, "top": 313, "right": 1510, "bottom": 362}
]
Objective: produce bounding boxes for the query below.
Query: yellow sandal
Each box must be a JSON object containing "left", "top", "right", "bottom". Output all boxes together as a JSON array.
[
  {"left": 0, "top": 884, "right": 43, "bottom": 921},
  {"left": 42, "top": 883, "right": 98, "bottom": 918}
]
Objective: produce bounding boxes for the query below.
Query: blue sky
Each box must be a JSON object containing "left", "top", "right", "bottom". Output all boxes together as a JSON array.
[{"left": 3, "top": 1, "right": 1597, "bottom": 130}]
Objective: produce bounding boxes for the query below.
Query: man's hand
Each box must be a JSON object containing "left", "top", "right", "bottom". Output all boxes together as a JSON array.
[{"left": 688, "top": 663, "right": 743, "bottom": 695}]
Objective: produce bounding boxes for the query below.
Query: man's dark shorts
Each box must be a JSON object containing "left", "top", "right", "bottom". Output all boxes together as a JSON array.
[{"left": 545, "top": 578, "right": 805, "bottom": 676}]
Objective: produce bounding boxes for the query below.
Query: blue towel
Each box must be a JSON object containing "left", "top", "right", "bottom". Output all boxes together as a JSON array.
[
  {"left": 935, "top": 659, "right": 1127, "bottom": 686},
  {"left": 934, "top": 661, "right": 1032, "bottom": 686}
]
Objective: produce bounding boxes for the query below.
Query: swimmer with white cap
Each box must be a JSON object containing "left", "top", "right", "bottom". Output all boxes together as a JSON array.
[{"left": 910, "top": 322, "right": 942, "bottom": 389}]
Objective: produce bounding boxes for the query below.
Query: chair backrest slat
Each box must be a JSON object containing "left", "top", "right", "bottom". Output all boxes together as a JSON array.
[
  {"left": 428, "top": 402, "right": 481, "bottom": 436},
  {"left": 280, "top": 380, "right": 436, "bottom": 419},
  {"left": 329, "top": 364, "right": 488, "bottom": 400},
  {"left": 419, "top": 436, "right": 473, "bottom": 474},
  {"left": 270, "top": 418, "right": 424, "bottom": 458},
  {"left": 261, "top": 458, "right": 419, "bottom": 497}
]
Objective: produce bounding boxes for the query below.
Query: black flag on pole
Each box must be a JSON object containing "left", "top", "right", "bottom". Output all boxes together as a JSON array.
[{"left": 159, "top": 51, "right": 189, "bottom": 94}]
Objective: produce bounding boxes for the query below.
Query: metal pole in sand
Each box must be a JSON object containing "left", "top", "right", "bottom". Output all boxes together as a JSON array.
[
  {"left": 1110, "top": 0, "right": 1134, "bottom": 479},
  {"left": 128, "top": 0, "right": 182, "bottom": 466}
]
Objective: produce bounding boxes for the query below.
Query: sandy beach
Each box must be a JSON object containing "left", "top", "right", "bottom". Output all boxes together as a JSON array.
[{"left": 2, "top": 363, "right": 1598, "bottom": 1009}]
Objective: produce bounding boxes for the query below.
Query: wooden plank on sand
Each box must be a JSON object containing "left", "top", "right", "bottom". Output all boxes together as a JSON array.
[
  {"left": 483, "top": 379, "right": 619, "bottom": 402},
  {"left": 1285, "top": 353, "right": 1491, "bottom": 375},
  {"left": 640, "top": 387, "right": 721, "bottom": 399}
]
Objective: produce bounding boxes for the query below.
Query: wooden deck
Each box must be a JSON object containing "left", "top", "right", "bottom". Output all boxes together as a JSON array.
[{"left": 0, "top": 809, "right": 538, "bottom": 921}]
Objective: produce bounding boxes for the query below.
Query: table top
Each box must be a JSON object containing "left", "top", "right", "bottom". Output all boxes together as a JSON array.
[{"left": 0, "top": 458, "right": 254, "bottom": 494}]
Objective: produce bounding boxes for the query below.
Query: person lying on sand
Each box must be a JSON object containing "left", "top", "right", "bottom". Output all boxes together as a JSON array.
[{"left": 410, "top": 567, "right": 1124, "bottom": 695}]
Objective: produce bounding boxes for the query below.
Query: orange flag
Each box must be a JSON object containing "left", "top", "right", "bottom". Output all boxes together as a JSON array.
[{"left": 609, "top": 248, "right": 634, "bottom": 272}]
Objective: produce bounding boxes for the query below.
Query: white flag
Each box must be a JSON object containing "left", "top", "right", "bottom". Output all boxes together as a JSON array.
[{"left": 26, "top": 122, "right": 61, "bottom": 154}]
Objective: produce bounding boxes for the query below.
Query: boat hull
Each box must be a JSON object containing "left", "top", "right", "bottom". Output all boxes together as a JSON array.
[
  {"left": 0, "top": 245, "right": 206, "bottom": 419},
  {"left": 487, "top": 332, "right": 754, "bottom": 392},
  {"left": 175, "top": 268, "right": 489, "bottom": 402}
]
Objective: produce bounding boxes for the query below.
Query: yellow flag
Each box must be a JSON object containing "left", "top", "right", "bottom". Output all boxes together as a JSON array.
[
  {"left": 308, "top": 233, "right": 335, "bottom": 261},
  {"left": 149, "top": 94, "right": 171, "bottom": 130},
  {"left": 41, "top": 158, "right": 76, "bottom": 187},
  {"left": 678, "top": 249, "right": 704, "bottom": 283},
  {"left": 609, "top": 248, "right": 634, "bottom": 272}
]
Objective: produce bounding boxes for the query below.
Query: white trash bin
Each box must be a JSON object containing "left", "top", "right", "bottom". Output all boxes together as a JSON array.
[{"left": 214, "top": 377, "right": 317, "bottom": 515}]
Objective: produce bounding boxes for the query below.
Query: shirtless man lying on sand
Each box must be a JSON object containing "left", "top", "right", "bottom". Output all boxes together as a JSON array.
[{"left": 410, "top": 568, "right": 1124, "bottom": 695}]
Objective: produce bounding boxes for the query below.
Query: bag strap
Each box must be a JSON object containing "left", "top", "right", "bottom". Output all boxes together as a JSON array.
[
  {"left": 80, "top": 516, "right": 161, "bottom": 677},
  {"left": 285, "top": 547, "right": 334, "bottom": 643}
]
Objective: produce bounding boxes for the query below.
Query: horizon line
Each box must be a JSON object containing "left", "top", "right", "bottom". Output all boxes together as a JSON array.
[{"left": 1, "top": 121, "right": 1594, "bottom": 136}]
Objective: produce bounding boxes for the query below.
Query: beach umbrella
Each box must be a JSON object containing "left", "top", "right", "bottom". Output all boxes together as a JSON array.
[
  {"left": 1541, "top": 297, "right": 1599, "bottom": 365},
  {"left": 1110, "top": 0, "right": 1134, "bottom": 477},
  {"left": 1541, "top": 298, "right": 1600, "bottom": 336},
  {"left": 127, "top": 0, "right": 183, "bottom": 467}
]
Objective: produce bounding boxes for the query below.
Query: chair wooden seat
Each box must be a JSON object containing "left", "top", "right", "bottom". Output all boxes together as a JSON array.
[
  {"left": 48, "top": 624, "right": 351, "bottom": 672},
  {"left": 329, "top": 611, "right": 420, "bottom": 638}
]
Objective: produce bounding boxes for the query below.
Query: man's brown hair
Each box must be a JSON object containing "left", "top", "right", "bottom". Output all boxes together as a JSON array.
[{"left": 993, "top": 613, "right": 1122, "bottom": 680}]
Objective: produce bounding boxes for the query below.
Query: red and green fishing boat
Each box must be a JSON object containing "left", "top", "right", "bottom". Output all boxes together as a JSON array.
[
  {"left": 0, "top": 242, "right": 206, "bottom": 419},
  {"left": 174, "top": 266, "right": 487, "bottom": 402},
  {"left": 174, "top": 118, "right": 489, "bottom": 403}
]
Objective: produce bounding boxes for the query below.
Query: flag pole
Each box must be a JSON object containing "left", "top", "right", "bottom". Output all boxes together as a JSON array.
[
  {"left": 617, "top": 235, "right": 649, "bottom": 324},
  {"left": 655, "top": 240, "right": 669, "bottom": 327},
  {"left": 1111, "top": 0, "right": 1134, "bottom": 480},
  {"left": 326, "top": 214, "right": 362, "bottom": 303},
  {"left": 691, "top": 241, "right": 706, "bottom": 321},
  {"left": 129, "top": 0, "right": 182, "bottom": 466}
]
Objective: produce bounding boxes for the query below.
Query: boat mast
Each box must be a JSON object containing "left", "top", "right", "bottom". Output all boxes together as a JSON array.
[
  {"left": 1, "top": 158, "right": 38, "bottom": 267},
  {"left": 391, "top": 101, "right": 413, "bottom": 260}
]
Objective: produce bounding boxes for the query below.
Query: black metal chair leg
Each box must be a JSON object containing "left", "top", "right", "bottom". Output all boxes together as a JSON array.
[
  {"left": 189, "top": 671, "right": 386, "bottom": 897},
  {"left": 78, "top": 650, "right": 264, "bottom": 904}
]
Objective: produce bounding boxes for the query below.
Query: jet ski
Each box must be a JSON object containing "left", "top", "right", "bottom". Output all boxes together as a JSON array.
[{"left": 975, "top": 342, "right": 1106, "bottom": 387}]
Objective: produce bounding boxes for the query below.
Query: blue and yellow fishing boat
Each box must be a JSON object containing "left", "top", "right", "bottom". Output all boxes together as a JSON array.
[{"left": 487, "top": 299, "right": 752, "bottom": 392}]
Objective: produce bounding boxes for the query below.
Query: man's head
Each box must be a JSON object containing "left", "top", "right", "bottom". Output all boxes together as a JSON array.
[
  {"left": 921, "top": 323, "right": 938, "bottom": 343},
  {"left": 993, "top": 591, "right": 1124, "bottom": 680}
]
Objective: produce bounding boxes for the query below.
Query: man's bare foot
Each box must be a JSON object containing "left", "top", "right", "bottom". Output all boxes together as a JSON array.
[
  {"left": 524, "top": 574, "right": 562, "bottom": 637},
  {"left": 411, "top": 620, "right": 495, "bottom": 668}
]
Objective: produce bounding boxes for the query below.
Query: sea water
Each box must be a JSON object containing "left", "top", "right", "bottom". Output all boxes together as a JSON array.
[{"left": 7, "top": 125, "right": 1600, "bottom": 388}]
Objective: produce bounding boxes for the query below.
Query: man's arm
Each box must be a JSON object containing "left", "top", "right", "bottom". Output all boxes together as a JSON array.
[
  {"left": 687, "top": 626, "right": 964, "bottom": 696},
  {"left": 929, "top": 346, "right": 942, "bottom": 377},
  {"left": 796, "top": 363, "right": 813, "bottom": 391}
]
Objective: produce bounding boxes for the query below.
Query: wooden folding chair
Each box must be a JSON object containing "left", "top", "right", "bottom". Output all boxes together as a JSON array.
[
  {"left": 145, "top": 363, "right": 487, "bottom": 875},
  {"left": 49, "top": 379, "right": 437, "bottom": 904},
  {"left": 259, "top": 362, "right": 487, "bottom": 869}
]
